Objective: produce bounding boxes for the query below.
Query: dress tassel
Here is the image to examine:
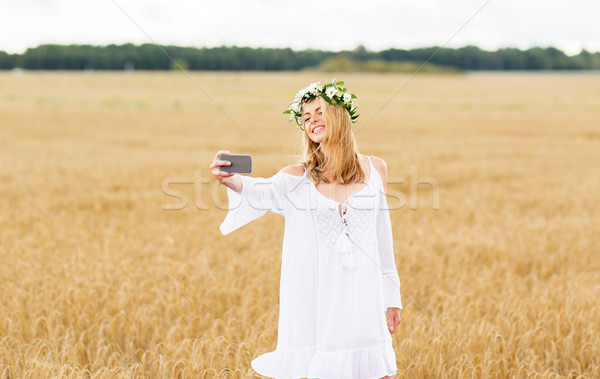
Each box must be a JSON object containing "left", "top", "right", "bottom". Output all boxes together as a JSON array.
[
  {"left": 334, "top": 232, "right": 356, "bottom": 269},
  {"left": 334, "top": 232, "right": 352, "bottom": 253},
  {"left": 335, "top": 204, "right": 356, "bottom": 269}
]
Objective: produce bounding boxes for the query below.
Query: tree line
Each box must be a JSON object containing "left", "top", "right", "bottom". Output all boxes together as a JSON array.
[{"left": 1, "top": 43, "right": 599, "bottom": 71}]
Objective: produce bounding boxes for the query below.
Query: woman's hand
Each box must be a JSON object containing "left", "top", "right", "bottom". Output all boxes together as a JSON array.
[
  {"left": 386, "top": 307, "right": 401, "bottom": 334},
  {"left": 210, "top": 150, "right": 241, "bottom": 193}
]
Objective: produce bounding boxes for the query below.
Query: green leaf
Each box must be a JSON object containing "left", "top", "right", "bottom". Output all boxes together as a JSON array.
[{"left": 283, "top": 110, "right": 291, "bottom": 114}]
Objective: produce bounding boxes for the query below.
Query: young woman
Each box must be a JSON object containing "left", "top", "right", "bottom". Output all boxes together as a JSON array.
[{"left": 211, "top": 80, "right": 402, "bottom": 379}]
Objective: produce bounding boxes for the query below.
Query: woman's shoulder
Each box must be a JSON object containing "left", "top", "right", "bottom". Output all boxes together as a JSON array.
[
  {"left": 364, "top": 154, "right": 387, "bottom": 179},
  {"left": 364, "top": 154, "right": 388, "bottom": 191},
  {"left": 278, "top": 164, "right": 306, "bottom": 177}
]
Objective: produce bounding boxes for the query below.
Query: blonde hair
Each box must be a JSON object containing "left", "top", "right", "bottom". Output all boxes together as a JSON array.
[{"left": 298, "top": 96, "right": 366, "bottom": 185}]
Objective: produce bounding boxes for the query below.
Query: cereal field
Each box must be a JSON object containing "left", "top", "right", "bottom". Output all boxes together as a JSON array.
[{"left": 0, "top": 70, "right": 598, "bottom": 378}]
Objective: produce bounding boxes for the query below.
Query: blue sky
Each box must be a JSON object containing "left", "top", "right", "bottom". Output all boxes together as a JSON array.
[{"left": 1, "top": 0, "right": 598, "bottom": 55}]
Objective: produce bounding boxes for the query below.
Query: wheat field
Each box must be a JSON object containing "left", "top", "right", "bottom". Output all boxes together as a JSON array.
[{"left": 0, "top": 70, "right": 599, "bottom": 378}]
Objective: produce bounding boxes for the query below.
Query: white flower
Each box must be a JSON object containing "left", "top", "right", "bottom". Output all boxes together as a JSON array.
[
  {"left": 296, "top": 82, "right": 317, "bottom": 100},
  {"left": 325, "top": 86, "right": 337, "bottom": 98},
  {"left": 291, "top": 102, "right": 301, "bottom": 114},
  {"left": 309, "top": 83, "right": 322, "bottom": 96},
  {"left": 343, "top": 93, "right": 352, "bottom": 104}
]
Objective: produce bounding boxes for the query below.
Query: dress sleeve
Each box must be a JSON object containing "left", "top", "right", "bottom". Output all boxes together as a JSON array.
[
  {"left": 376, "top": 189, "right": 403, "bottom": 311},
  {"left": 219, "top": 172, "right": 287, "bottom": 235}
]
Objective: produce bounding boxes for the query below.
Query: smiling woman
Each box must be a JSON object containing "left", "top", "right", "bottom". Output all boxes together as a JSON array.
[
  {"left": 212, "top": 79, "right": 402, "bottom": 379},
  {"left": 302, "top": 95, "right": 366, "bottom": 185}
]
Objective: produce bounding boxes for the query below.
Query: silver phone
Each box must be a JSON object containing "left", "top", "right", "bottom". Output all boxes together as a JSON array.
[{"left": 219, "top": 153, "right": 252, "bottom": 173}]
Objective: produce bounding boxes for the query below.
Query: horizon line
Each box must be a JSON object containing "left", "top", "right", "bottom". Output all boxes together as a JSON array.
[{"left": 1, "top": 42, "right": 598, "bottom": 57}]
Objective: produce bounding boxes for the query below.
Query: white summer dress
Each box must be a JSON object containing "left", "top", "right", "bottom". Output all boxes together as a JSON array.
[{"left": 219, "top": 155, "right": 403, "bottom": 379}]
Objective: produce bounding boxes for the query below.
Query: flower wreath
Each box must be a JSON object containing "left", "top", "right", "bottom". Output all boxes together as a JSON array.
[{"left": 283, "top": 79, "right": 359, "bottom": 130}]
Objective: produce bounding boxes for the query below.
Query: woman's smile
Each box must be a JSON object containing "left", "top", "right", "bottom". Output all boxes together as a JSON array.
[{"left": 312, "top": 125, "right": 325, "bottom": 134}]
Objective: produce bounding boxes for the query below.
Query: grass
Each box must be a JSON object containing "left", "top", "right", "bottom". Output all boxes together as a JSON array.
[{"left": 0, "top": 70, "right": 598, "bottom": 378}]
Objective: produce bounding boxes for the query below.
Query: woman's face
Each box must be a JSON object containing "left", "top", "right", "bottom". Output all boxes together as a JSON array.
[{"left": 302, "top": 97, "right": 326, "bottom": 144}]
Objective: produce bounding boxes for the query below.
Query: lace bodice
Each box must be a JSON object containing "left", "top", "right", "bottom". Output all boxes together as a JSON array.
[{"left": 310, "top": 156, "right": 378, "bottom": 269}]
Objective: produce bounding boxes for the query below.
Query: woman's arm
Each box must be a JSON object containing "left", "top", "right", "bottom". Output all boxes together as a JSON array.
[
  {"left": 372, "top": 157, "right": 403, "bottom": 311},
  {"left": 373, "top": 157, "right": 403, "bottom": 335},
  {"left": 212, "top": 150, "right": 289, "bottom": 235}
]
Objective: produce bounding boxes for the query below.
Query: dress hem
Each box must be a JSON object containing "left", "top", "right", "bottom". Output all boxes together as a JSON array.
[{"left": 251, "top": 341, "right": 397, "bottom": 379}]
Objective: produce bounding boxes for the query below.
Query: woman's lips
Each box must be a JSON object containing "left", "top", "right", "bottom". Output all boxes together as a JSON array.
[{"left": 312, "top": 125, "right": 325, "bottom": 133}]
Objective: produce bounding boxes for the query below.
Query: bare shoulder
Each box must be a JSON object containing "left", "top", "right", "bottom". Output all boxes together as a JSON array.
[
  {"left": 278, "top": 164, "right": 305, "bottom": 177},
  {"left": 368, "top": 155, "right": 388, "bottom": 181}
]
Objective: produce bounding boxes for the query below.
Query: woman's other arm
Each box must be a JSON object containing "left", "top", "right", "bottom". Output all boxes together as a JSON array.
[{"left": 372, "top": 156, "right": 402, "bottom": 334}]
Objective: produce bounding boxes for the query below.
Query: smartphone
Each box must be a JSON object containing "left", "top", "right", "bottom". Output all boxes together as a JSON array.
[{"left": 219, "top": 153, "right": 252, "bottom": 173}]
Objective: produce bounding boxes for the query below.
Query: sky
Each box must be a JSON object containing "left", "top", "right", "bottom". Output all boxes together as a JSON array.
[{"left": 1, "top": 0, "right": 599, "bottom": 56}]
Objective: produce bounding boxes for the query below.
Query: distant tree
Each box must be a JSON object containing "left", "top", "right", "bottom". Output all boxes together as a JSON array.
[
  {"left": 2, "top": 43, "right": 598, "bottom": 71},
  {"left": 170, "top": 58, "right": 188, "bottom": 71},
  {"left": 351, "top": 45, "right": 372, "bottom": 62},
  {"left": 525, "top": 47, "right": 552, "bottom": 70},
  {"left": 497, "top": 48, "right": 527, "bottom": 70},
  {"left": 0, "top": 51, "right": 17, "bottom": 69}
]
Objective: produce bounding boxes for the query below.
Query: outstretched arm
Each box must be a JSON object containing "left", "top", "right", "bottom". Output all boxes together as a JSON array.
[{"left": 212, "top": 150, "right": 288, "bottom": 235}]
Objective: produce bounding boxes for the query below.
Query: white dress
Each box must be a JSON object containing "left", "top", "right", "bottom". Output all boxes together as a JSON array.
[{"left": 219, "top": 155, "right": 403, "bottom": 379}]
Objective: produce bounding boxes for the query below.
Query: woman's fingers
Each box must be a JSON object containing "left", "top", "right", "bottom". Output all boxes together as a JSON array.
[
  {"left": 211, "top": 159, "right": 231, "bottom": 170},
  {"left": 387, "top": 309, "right": 401, "bottom": 334},
  {"left": 212, "top": 150, "right": 230, "bottom": 165},
  {"left": 213, "top": 149, "right": 230, "bottom": 158},
  {"left": 211, "top": 150, "right": 234, "bottom": 183},
  {"left": 212, "top": 150, "right": 231, "bottom": 167},
  {"left": 392, "top": 312, "right": 401, "bottom": 333}
]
